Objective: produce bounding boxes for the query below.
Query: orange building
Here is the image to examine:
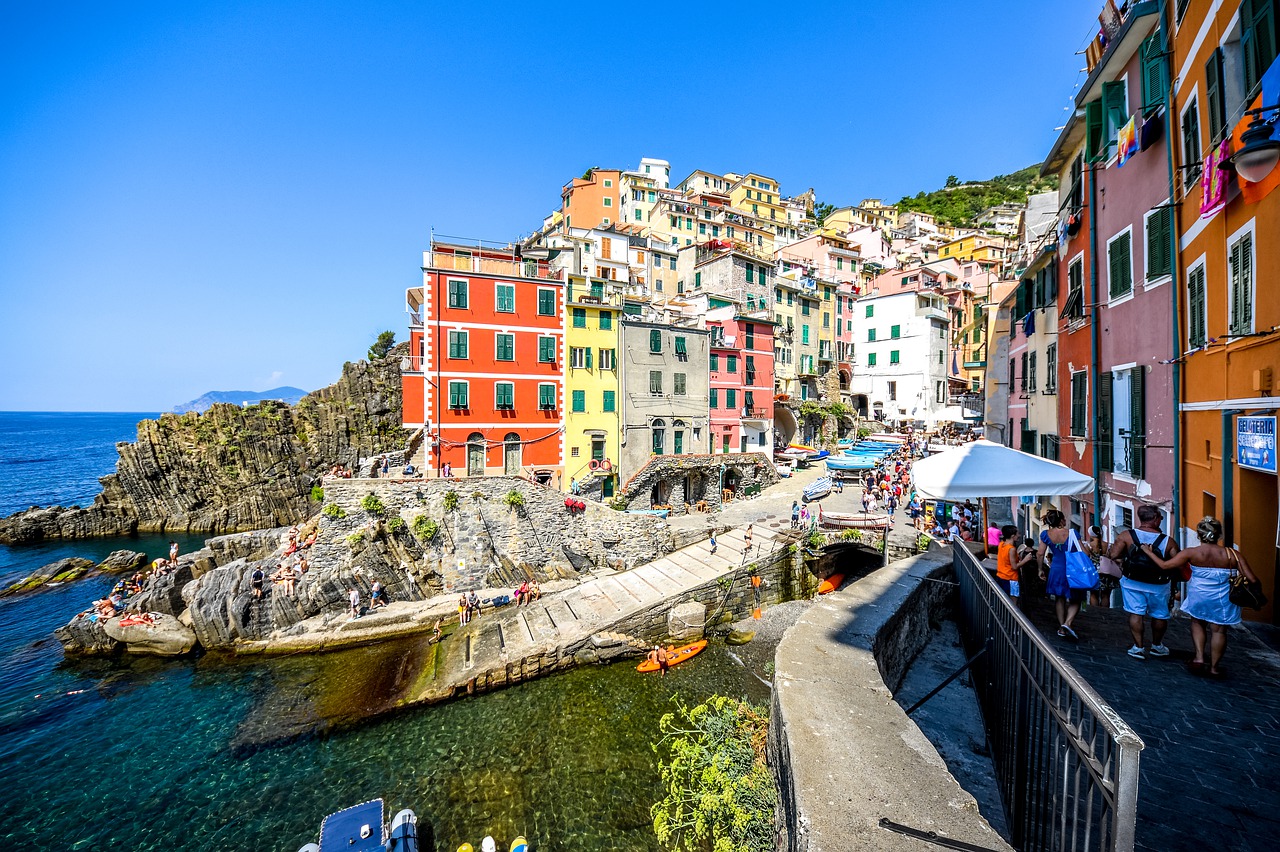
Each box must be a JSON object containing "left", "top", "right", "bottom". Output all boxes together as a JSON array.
[
  {"left": 1172, "top": 0, "right": 1280, "bottom": 622},
  {"left": 403, "top": 241, "right": 565, "bottom": 483},
  {"left": 561, "top": 168, "right": 623, "bottom": 231}
]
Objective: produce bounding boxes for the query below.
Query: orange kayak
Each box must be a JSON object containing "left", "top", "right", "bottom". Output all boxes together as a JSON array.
[
  {"left": 637, "top": 640, "right": 707, "bottom": 673},
  {"left": 818, "top": 573, "right": 845, "bottom": 595}
]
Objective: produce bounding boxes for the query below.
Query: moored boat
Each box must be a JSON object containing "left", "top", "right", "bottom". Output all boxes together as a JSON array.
[
  {"left": 821, "top": 511, "right": 892, "bottom": 529},
  {"left": 802, "top": 476, "right": 832, "bottom": 502},
  {"left": 825, "top": 457, "right": 878, "bottom": 472},
  {"left": 297, "top": 799, "right": 420, "bottom": 852}
]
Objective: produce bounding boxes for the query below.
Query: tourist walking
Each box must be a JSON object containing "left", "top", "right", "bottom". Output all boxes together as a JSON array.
[
  {"left": 348, "top": 587, "right": 361, "bottom": 620},
  {"left": 791, "top": 501, "right": 800, "bottom": 529},
  {"left": 996, "top": 525, "right": 1033, "bottom": 601},
  {"left": 369, "top": 580, "right": 388, "bottom": 610},
  {"left": 709, "top": 531, "right": 717, "bottom": 555},
  {"left": 1037, "top": 509, "right": 1085, "bottom": 641},
  {"left": 1108, "top": 505, "right": 1179, "bottom": 660},
  {"left": 1142, "top": 516, "right": 1261, "bottom": 677},
  {"left": 251, "top": 566, "right": 265, "bottom": 599},
  {"left": 886, "top": 493, "right": 898, "bottom": 516},
  {"left": 743, "top": 524, "right": 753, "bottom": 550}
]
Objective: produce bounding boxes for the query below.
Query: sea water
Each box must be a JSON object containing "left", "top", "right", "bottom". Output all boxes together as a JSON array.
[{"left": 0, "top": 413, "right": 770, "bottom": 851}]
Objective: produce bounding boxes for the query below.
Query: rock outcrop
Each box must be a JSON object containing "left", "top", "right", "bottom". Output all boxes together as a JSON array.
[
  {"left": 102, "top": 613, "right": 197, "bottom": 656},
  {"left": 1, "top": 557, "right": 96, "bottom": 597},
  {"left": 97, "top": 550, "right": 147, "bottom": 574},
  {"left": 0, "top": 345, "right": 410, "bottom": 544}
]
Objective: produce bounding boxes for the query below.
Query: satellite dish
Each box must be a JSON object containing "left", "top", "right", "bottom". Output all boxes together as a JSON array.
[{"left": 522, "top": 246, "right": 550, "bottom": 260}]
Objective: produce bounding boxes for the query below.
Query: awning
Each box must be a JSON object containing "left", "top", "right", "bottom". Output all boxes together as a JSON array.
[{"left": 913, "top": 439, "right": 1094, "bottom": 501}]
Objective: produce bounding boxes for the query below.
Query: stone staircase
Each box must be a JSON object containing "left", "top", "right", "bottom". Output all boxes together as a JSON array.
[{"left": 406, "top": 524, "right": 793, "bottom": 704}]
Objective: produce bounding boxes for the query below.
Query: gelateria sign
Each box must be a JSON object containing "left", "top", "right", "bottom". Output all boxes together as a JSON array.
[{"left": 1238, "top": 416, "right": 1277, "bottom": 474}]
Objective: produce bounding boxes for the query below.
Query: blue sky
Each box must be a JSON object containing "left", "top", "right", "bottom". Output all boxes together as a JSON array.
[{"left": 0, "top": 0, "right": 1099, "bottom": 411}]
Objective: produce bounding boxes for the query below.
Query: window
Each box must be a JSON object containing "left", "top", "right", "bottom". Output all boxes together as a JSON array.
[
  {"left": 694, "top": 271, "right": 701, "bottom": 288},
  {"left": 1046, "top": 344, "right": 1057, "bottom": 393},
  {"left": 890, "top": 324, "right": 901, "bottom": 339},
  {"left": 1040, "top": 434, "right": 1060, "bottom": 462},
  {"left": 599, "top": 310, "right": 612, "bottom": 330},
  {"left": 745, "top": 263, "right": 755, "bottom": 284},
  {"left": 801, "top": 301, "right": 811, "bottom": 316},
  {"left": 448, "top": 330, "right": 468, "bottom": 359},
  {"left": 745, "top": 324, "right": 754, "bottom": 349},
  {"left": 538, "top": 383, "right": 556, "bottom": 410},
  {"left": 1020, "top": 352, "right": 1028, "bottom": 392},
  {"left": 1205, "top": 48, "right": 1226, "bottom": 142},
  {"left": 674, "top": 336, "right": 688, "bottom": 359},
  {"left": 1070, "top": 371, "right": 1087, "bottom": 436},
  {"left": 1228, "top": 228, "right": 1255, "bottom": 335},
  {"left": 1102, "top": 367, "right": 1147, "bottom": 478},
  {"left": 727, "top": 355, "right": 737, "bottom": 373},
  {"left": 868, "top": 328, "right": 876, "bottom": 342},
  {"left": 865, "top": 304, "right": 874, "bottom": 318},
  {"left": 496, "top": 284, "right": 515, "bottom": 313},
  {"left": 1028, "top": 351, "right": 1038, "bottom": 391},
  {"left": 649, "top": 329, "right": 662, "bottom": 353},
  {"left": 802, "top": 326, "right": 810, "bottom": 345},
  {"left": 1145, "top": 205, "right": 1173, "bottom": 282},
  {"left": 867, "top": 352, "right": 877, "bottom": 367},
  {"left": 709, "top": 388, "right": 719, "bottom": 408},
  {"left": 1064, "top": 257, "right": 1085, "bottom": 318},
  {"left": 709, "top": 352, "right": 719, "bottom": 371},
  {"left": 651, "top": 422, "right": 665, "bottom": 454},
  {"left": 447, "top": 279, "right": 468, "bottom": 308},
  {"left": 602, "top": 390, "right": 616, "bottom": 412},
  {"left": 602, "top": 178, "right": 612, "bottom": 188},
  {"left": 674, "top": 373, "right": 686, "bottom": 395},
  {"left": 887, "top": 380, "right": 897, "bottom": 400},
  {"left": 650, "top": 371, "right": 663, "bottom": 395},
  {"left": 570, "top": 347, "right": 592, "bottom": 369},
  {"left": 1187, "top": 261, "right": 1207, "bottom": 347},
  {"left": 571, "top": 390, "right": 585, "bottom": 413},
  {"left": 889, "top": 350, "right": 900, "bottom": 365},
  {"left": 725, "top": 389, "right": 737, "bottom": 409},
  {"left": 1243, "top": 0, "right": 1279, "bottom": 94},
  {"left": 537, "top": 336, "right": 556, "bottom": 364},
  {"left": 495, "top": 382, "right": 514, "bottom": 409},
  {"left": 603, "top": 197, "right": 612, "bottom": 207},
  {"left": 572, "top": 307, "right": 586, "bottom": 328},
  {"left": 495, "top": 333, "right": 514, "bottom": 361},
  {"left": 537, "top": 288, "right": 555, "bottom": 316},
  {"left": 822, "top": 312, "right": 830, "bottom": 329},
  {"left": 448, "top": 381, "right": 469, "bottom": 408},
  {"left": 1108, "top": 229, "right": 1133, "bottom": 299},
  {"left": 669, "top": 258, "right": 676, "bottom": 270},
  {"left": 1104, "top": 77, "right": 1128, "bottom": 148},
  {"left": 599, "top": 348, "right": 615, "bottom": 370},
  {"left": 1181, "top": 96, "right": 1202, "bottom": 186}
]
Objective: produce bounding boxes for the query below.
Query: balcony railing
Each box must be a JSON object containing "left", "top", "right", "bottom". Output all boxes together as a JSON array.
[
  {"left": 426, "top": 251, "right": 560, "bottom": 281},
  {"left": 740, "top": 407, "right": 770, "bottom": 419}
]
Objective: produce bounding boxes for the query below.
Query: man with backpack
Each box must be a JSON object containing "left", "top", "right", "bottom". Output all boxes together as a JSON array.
[{"left": 1107, "top": 505, "right": 1180, "bottom": 660}]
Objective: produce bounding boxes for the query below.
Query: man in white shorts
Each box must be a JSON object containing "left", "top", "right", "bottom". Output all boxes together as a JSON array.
[{"left": 1108, "top": 505, "right": 1179, "bottom": 660}]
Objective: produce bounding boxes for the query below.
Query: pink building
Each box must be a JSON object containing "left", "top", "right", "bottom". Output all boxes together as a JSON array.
[
  {"left": 707, "top": 306, "right": 776, "bottom": 455},
  {"left": 777, "top": 229, "right": 862, "bottom": 284}
]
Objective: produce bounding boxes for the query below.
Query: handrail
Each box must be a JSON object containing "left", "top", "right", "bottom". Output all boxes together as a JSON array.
[{"left": 951, "top": 544, "right": 1143, "bottom": 851}]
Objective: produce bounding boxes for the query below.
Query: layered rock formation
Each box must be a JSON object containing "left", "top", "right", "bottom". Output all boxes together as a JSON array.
[
  {"left": 0, "top": 345, "right": 410, "bottom": 544},
  {"left": 1, "top": 549, "right": 148, "bottom": 597}
]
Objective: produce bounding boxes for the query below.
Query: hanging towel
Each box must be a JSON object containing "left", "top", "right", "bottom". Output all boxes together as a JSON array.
[
  {"left": 1116, "top": 115, "right": 1139, "bottom": 167},
  {"left": 1201, "top": 139, "right": 1230, "bottom": 218},
  {"left": 1140, "top": 109, "right": 1164, "bottom": 151},
  {"left": 1023, "top": 311, "right": 1035, "bottom": 336}
]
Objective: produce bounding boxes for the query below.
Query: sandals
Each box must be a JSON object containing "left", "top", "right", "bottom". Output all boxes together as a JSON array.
[{"left": 1058, "top": 624, "right": 1079, "bottom": 642}]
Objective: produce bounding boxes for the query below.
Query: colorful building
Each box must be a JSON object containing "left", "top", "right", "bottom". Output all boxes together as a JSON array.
[
  {"left": 563, "top": 274, "right": 623, "bottom": 500},
  {"left": 707, "top": 306, "right": 776, "bottom": 455},
  {"left": 562, "top": 168, "right": 623, "bottom": 231},
  {"left": 402, "top": 241, "right": 565, "bottom": 483}
]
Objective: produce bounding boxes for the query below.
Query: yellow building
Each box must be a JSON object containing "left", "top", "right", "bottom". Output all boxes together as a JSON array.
[
  {"left": 938, "top": 233, "right": 1012, "bottom": 264},
  {"left": 563, "top": 274, "right": 623, "bottom": 499},
  {"left": 728, "top": 173, "right": 786, "bottom": 225}
]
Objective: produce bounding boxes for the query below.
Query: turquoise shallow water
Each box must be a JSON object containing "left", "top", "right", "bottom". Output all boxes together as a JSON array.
[{"left": 0, "top": 413, "right": 773, "bottom": 851}]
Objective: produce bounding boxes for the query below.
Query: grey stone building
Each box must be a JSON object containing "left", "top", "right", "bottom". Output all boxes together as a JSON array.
[
  {"left": 675, "top": 242, "right": 775, "bottom": 310},
  {"left": 618, "top": 319, "right": 711, "bottom": 488}
]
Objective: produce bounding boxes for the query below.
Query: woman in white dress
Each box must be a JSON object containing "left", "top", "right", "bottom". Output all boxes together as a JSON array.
[{"left": 1141, "top": 516, "right": 1260, "bottom": 678}]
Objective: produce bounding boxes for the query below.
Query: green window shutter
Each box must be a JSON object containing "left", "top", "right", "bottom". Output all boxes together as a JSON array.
[
  {"left": 673, "top": 431, "right": 683, "bottom": 454},
  {"left": 710, "top": 353, "right": 719, "bottom": 371},
  {"left": 602, "top": 390, "right": 615, "bottom": 412},
  {"left": 1243, "top": 0, "right": 1279, "bottom": 94},
  {"left": 709, "top": 387, "right": 719, "bottom": 408},
  {"left": 496, "top": 285, "right": 515, "bottom": 312},
  {"left": 1102, "top": 80, "right": 1127, "bottom": 145},
  {"left": 652, "top": 429, "right": 663, "bottom": 454},
  {"left": 890, "top": 350, "right": 900, "bottom": 364},
  {"left": 726, "top": 389, "right": 736, "bottom": 409},
  {"left": 572, "top": 390, "right": 585, "bottom": 412},
  {"left": 542, "top": 337, "right": 557, "bottom": 363},
  {"left": 1098, "top": 371, "right": 1114, "bottom": 471},
  {"left": 1147, "top": 208, "right": 1172, "bottom": 280},
  {"left": 674, "top": 336, "right": 687, "bottom": 356},
  {"left": 866, "top": 304, "right": 874, "bottom": 318},
  {"left": 573, "top": 308, "right": 586, "bottom": 327},
  {"left": 867, "top": 353, "right": 877, "bottom": 367},
  {"left": 650, "top": 371, "right": 662, "bottom": 394},
  {"left": 539, "top": 384, "right": 554, "bottom": 409},
  {"left": 1242, "top": 233, "right": 1254, "bottom": 332},
  {"left": 496, "top": 334, "right": 514, "bottom": 361},
  {"left": 650, "top": 329, "right": 662, "bottom": 352},
  {"left": 868, "top": 328, "right": 876, "bottom": 342},
  {"left": 449, "top": 381, "right": 467, "bottom": 408},
  {"left": 1129, "top": 367, "right": 1146, "bottom": 479},
  {"left": 600, "top": 311, "right": 612, "bottom": 330},
  {"left": 695, "top": 271, "right": 701, "bottom": 288},
  {"left": 496, "top": 383, "right": 513, "bottom": 409},
  {"left": 448, "top": 280, "right": 468, "bottom": 308},
  {"left": 727, "top": 356, "right": 737, "bottom": 373},
  {"left": 674, "top": 374, "right": 686, "bottom": 395},
  {"left": 585, "top": 348, "right": 593, "bottom": 369},
  {"left": 1085, "top": 99, "right": 1104, "bottom": 161},
  {"left": 449, "top": 331, "right": 468, "bottom": 359},
  {"left": 539, "top": 289, "right": 555, "bottom": 316},
  {"left": 890, "top": 324, "right": 900, "bottom": 338},
  {"left": 1189, "top": 266, "right": 1207, "bottom": 347},
  {"left": 1140, "top": 34, "right": 1167, "bottom": 112},
  {"left": 1109, "top": 233, "right": 1132, "bottom": 297},
  {"left": 1205, "top": 48, "right": 1225, "bottom": 142}
]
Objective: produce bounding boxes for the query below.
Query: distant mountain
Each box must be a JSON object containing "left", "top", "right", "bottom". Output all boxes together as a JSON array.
[
  {"left": 172, "top": 387, "right": 309, "bottom": 414},
  {"left": 896, "top": 166, "right": 1058, "bottom": 228}
]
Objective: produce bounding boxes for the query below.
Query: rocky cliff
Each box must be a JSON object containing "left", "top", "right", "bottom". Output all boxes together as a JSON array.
[{"left": 0, "top": 345, "right": 410, "bottom": 544}]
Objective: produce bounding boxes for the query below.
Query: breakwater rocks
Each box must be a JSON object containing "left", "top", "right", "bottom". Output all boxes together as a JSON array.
[
  {"left": 0, "top": 345, "right": 409, "bottom": 544},
  {"left": 1, "top": 550, "right": 147, "bottom": 598},
  {"left": 57, "top": 478, "right": 673, "bottom": 656}
]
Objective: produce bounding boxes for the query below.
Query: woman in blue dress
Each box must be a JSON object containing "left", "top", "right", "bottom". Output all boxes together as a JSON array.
[
  {"left": 1036, "top": 509, "right": 1085, "bottom": 640},
  {"left": 1142, "top": 516, "right": 1260, "bottom": 677}
]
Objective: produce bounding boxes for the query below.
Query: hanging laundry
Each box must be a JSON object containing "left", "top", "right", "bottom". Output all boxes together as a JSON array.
[
  {"left": 1023, "top": 311, "right": 1035, "bottom": 336},
  {"left": 1140, "top": 109, "right": 1164, "bottom": 151},
  {"left": 1116, "top": 114, "right": 1139, "bottom": 166},
  {"left": 1200, "top": 139, "right": 1230, "bottom": 218}
]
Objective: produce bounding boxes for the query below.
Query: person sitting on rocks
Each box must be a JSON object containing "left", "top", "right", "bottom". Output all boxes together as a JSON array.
[
  {"left": 466, "top": 590, "right": 481, "bottom": 620},
  {"left": 432, "top": 619, "right": 442, "bottom": 643},
  {"left": 529, "top": 580, "right": 541, "bottom": 602},
  {"left": 369, "top": 580, "right": 388, "bottom": 610},
  {"left": 274, "top": 564, "right": 295, "bottom": 597},
  {"left": 298, "top": 555, "right": 309, "bottom": 574},
  {"left": 515, "top": 580, "right": 529, "bottom": 606}
]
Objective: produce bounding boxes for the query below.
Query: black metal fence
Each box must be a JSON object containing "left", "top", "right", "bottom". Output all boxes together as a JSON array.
[{"left": 952, "top": 545, "right": 1143, "bottom": 851}]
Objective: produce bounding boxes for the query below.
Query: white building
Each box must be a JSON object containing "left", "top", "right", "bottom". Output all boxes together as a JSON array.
[{"left": 849, "top": 289, "right": 952, "bottom": 426}]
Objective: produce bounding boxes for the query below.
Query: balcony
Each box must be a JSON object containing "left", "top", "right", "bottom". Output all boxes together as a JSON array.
[
  {"left": 425, "top": 250, "right": 560, "bottom": 281},
  {"left": 567, "top": 281, "right": 624, "bottom": 307}
]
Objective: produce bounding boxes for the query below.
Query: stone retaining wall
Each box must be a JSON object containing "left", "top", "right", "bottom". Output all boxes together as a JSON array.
[
  {"left": 769, "top": 549, "right": 1012, "bottom": 851},
  {"left": 618, "top": 452, "right": 779, "bottom": 514}
]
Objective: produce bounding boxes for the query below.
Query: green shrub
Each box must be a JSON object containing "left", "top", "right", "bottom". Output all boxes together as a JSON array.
[
  {"left": 608, "top": 497, "right": 628, "bottom": 511},
  {"left": 322, "top": 503, "right": 346, "bottom": 520},
  {"left": 360, "top": 493, "right": 386, "bottom": 516},
  {"left": 411, "top": 515, "right": 439, "bottom": 542},
  {"left": 502, "top": 489, "right": 525, "bottom": 509},
  {"left": 470, "top": 490, "right": 486, "bottom": 501},
  {"left": 650, "top": 695, "right": 776, "bottom": 852},
  {"left": 807, "top": 530, "right": 825, "bottom": 548},
  {"left": 917, "top": 533, "right": 933, "bottom": 553},
  {"left": 442, "top": 491, "right": 459, "bottom": 513},
  {"left": 310, "top": 485, "right": 324, "bottom": 503},
  {"left": 839, "top": 528, "right": 863, "bottom": 542},
  {"left": 345, "top": 530, "right": 366, "bottom": 547},
  {"left": 387, "top": 516, "right": 406, "bottom": 533},
  {"left": 856, "top": 425, "right": 872, "bottom": 440}
]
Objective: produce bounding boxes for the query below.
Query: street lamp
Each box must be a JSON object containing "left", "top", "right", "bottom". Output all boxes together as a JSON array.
[{"left": 1223, "top": 104, "right": 1280, "bottom": 184}]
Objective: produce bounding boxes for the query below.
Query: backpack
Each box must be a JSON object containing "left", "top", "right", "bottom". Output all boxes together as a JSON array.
[{"left": 1123, "top": 532, "right": 1172, "bottom": 584}]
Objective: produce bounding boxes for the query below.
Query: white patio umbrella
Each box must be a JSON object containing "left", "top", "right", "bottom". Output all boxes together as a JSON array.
[{"left": 912, "top": 439, "right": 1094, "bottom": 555}]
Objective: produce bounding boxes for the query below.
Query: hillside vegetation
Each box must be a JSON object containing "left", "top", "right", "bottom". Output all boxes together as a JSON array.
[{"left": 896, "top": 166, "right": 1058, "bottom": 227}]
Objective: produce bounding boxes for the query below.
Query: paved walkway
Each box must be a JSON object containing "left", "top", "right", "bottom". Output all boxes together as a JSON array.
[{"left": 1018, "top": 589, "right": 1280, "bottom": 852}]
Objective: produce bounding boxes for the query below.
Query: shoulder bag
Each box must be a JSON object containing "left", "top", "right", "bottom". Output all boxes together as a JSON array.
[
  {"left": 1065, "top": 529, "right": 1100, "bottom": 591},
  {"left": 1227, "top": 550, "right": 1268, "bottom": 610}
]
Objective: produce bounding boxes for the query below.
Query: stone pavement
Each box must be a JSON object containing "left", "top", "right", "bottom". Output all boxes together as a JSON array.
[{"left": 1020, "top": 590, "right": 1280, "bottom": 852}]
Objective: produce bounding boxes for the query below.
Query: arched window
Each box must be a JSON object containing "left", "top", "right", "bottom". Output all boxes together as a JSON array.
[
  {"left": 503, "top": 432, "right": 522, "bottom": 475},
  {"left": 467, "top": 432, "right": 485, "bottom": 477},
  {"left": 651, "top": 419, "right": 665, "bottom": 455}
]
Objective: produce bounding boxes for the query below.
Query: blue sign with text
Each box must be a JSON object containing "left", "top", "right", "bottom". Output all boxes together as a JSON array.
[{"left": 1238, "top": 416, "right": 1277, "bottom": 474}]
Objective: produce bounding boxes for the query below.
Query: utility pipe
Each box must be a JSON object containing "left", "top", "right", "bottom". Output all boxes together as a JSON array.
[{"left": 1158, "top": 0, "right": 1184, "bottom": 544}]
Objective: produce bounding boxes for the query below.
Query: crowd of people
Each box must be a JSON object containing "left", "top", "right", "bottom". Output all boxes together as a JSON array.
[{"left": 77, "top": 545, "right": 185, "bottom": 624}]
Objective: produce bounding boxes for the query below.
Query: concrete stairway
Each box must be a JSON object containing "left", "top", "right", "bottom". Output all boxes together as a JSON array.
[{"left": 412, "top": 524, "right": 789, "bottom": 702}]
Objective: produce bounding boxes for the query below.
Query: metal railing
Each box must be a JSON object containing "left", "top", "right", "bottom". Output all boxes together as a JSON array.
[{"left": 951, "top": 545, "right": 1143, "bottom": 852}]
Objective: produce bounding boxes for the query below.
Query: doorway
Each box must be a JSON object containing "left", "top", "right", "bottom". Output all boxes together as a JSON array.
[
  {"left": 503, "top": 432, "right": 522, "bottom": 475},
  {"left": 467, "top": 432, "right": 485, "bottom": 476}
]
